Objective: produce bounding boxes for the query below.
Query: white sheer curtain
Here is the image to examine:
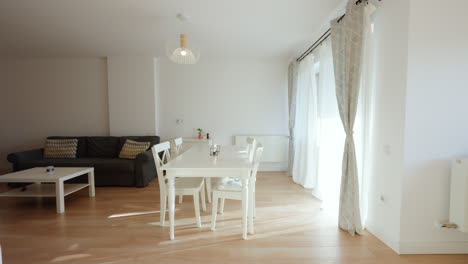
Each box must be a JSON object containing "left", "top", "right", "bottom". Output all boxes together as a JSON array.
[
  {"left": 312, "top": 39, "right": 345, "bottom": 210},
  {"left": 291, "top": 41, "right": 345, "bottom": 205},
  {"left": 291, "top": 55, "right": 319, "bottom": 188}
]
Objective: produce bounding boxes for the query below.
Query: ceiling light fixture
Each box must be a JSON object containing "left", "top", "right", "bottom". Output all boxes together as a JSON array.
[{"left": 166, "top": 13, "right": 200, "bottom": 64}]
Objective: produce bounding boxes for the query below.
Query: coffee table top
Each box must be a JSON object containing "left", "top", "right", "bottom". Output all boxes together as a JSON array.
[{"left": 0, "top": 167, "right": 93, "bottom": 182}]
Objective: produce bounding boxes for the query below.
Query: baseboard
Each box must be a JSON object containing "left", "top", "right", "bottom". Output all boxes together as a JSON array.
[
  {"left": 365, "top": 223, "right": 400, "bottom": 254},
  {"left": 367, "top": 222, "right": 468, "bottom": 254},
  {"left": 259, "top": 162, "right": 287, "bottom": 172},
  {"left": 399, "top": 241, "right": 468, "bottom": 254}
]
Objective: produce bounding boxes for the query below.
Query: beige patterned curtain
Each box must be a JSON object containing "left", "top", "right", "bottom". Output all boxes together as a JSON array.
[{"left": 330, "top": 0, "right": 367, "bottom": 235}]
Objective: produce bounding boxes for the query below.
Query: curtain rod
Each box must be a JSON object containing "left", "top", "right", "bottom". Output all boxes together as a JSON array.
[
  {"left": 296, "top": 0, "right": 381, "bottom": 62},
  {"left": 295, "top": 25, "right": 334, "bottom": 62}
]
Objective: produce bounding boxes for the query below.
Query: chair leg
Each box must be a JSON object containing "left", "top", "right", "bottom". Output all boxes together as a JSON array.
[
  {"left": 193, "top": 192, "right": 202, "bottom": 227},
  {"left": 211, "top": 192, "right": 219, "bottom": 231},
  {"left": 206, "top": 178, "right": 212, "bottom": 203},
  {"left": 248, "top": 178, "right": 255, "bottom": 234},
  {"left": 160, "top": 193, "right": 166, "bottom": 226},
  {"left": 253, "top": 192, "right": 256, "bottom": 218},
  {"left": 200, "top": 181, "right": 207, "bottom": 212},
  {"left": 178, "top": 195, "right": 183, "bottom": 204},
  {"left": 219, "top": 198, "right": 225, "bottom": 215},
  {"left": 253, "top": 181, "right": 256, "bottom": 218}
]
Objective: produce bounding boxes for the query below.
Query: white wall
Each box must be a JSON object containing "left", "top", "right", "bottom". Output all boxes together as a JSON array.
[
  {"left": 1, "top": 57, "right": 288, "bottom": 172},
  {"left": 365, "top": 0, "right": 468, "bottom": 254},
  {"left": 399, "top": 0, "right": 468, "bottom": 253},
  {"left": 107, "top": 56, "right": 158, "bottom": 136},
  {"left": 158, "top": 58, "right": 289, "bottom": 145},
  {"left": 154, "top": 59, "right": 161, "bottom": 136},
  {"left": 0, "top": 58, "right": 109, "bottom": 172},
  {"left": 365, "top": 0, "right": 409, "bottom": 253}
]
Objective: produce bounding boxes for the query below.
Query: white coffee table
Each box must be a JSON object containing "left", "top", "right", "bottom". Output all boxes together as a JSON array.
[{"left": 0, "top": 167, "right": 95, "bottom": 213}]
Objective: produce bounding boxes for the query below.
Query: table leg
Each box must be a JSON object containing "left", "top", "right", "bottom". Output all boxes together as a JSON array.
[
  {"left": 167, "top": 172, "right": 176, "bottom": 240},
  {"left": 55, "top": 179, "right": 65, "bottom": 214},
  {"left": 206, "top": 177, "right": 212, "bottom": 203},
  {"left": 241, "top": 178, "right": 249, "bottom": 240},
  {"left": 248, "top": 177, "right": 255, "bottom": 234},
  {"left": 193, "top": 192, "right": 201, "bottom": 228},
  {"left": 88, "top": 170, "right": 95, "bottom": 197}
]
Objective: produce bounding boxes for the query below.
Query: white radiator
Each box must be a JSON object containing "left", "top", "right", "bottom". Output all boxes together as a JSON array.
[
  {"left": 450, "top": 159, "right": 468, "bottom": 232},
  {"left": 234, "top": 135, "right": 289, "bottom": 171}
]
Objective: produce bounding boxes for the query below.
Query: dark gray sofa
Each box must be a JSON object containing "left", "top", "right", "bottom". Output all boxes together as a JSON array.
[{"left": 7, "top": 136, "right": 160, "bottom": 187}]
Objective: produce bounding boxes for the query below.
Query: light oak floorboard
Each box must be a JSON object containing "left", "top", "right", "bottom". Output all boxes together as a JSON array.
[{"left": 0, "top": 172, "right": 466, "bottom": 263}]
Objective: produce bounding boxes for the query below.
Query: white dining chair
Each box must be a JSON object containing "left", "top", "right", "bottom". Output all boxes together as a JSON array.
[
  {"left": 173, "top": 137, "right": 213, "bottom": 204},
  {"left": 174, "top": 137, "right": 184, "bottom": 156},
  {"left": 246, "top": 137, "right": 258, "bottom": 216},
  {"left": 217, "top": 137, "right": 258, "bottom": 214},
  {"left": 173, "top": 137, "right": 185, "bottom": 204},
  {"left": 152, "top": 142, "right": 206, "bottom": 227},
  {"left": 211, "top": 144, "right": 264, "bottom": 231},
  {"left": 246, "top": 137, "right": 257, "bottom": 163}
]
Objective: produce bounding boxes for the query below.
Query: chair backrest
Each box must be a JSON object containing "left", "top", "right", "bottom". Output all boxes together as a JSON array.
[
  {"left": 251, "top": 143, "right": 264, "bottom": 180},
  {"left": 246, "top": 137, "right": 257, "bottom": 163},
  {"left": 174, "top": 137, "right": 184, "bottom": 156},
  {"left": 152, "top": 141, "right": 172, "bottom": 196}
]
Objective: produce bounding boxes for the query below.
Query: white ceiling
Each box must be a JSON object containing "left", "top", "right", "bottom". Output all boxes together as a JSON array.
[{"left": 0, "top": 0, "right": 344, "bottom": 59}]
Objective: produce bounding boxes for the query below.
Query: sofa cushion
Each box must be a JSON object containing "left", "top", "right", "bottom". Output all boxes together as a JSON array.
[
  {"left": 93, "top": 159, "right": 135, "bottom": 186},
  {"left": 49, "top": 158, "right": 97, "bottom": 167},
  {"left": 47, "top": 159, "right": 95, "bottom": 184},
  {"left": 21, "top": 158, "right": 97, "bottom": 168},
  {"left": 22, "top": 159, "right": 56, "bottom": 168},
  {"left": 44, "top": 139, "right": 78, "bottom": 158},
  {"left": 87, "top": 137, "right": 119, "bottom": 158},
  {"left": 118, "top": 136, "right": 160, "bottom": 151},
  {"left": 47, "top": 136, "right": 87, "bottom": 158},
  {"left": 94, "top": 158, "right": 135, "bottom": 173},
  {"left": 119, "top": 140, "right": 150, "bottom": 159}
]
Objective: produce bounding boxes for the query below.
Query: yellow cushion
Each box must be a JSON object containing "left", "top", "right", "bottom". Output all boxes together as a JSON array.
[
  {"left": 119, "top": 139, "right": 150, "bottom": 159},
  {"left": 44, "top": 139, "right": 78, "bottom": 158}
]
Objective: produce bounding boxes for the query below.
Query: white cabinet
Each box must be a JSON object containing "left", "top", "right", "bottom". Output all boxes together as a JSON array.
[{"left": 450, "top": 159, "right": 468, "bottom": 232}]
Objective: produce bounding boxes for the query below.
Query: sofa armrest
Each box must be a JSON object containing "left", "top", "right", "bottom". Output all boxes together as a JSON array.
[
  {"left": 7, "top": 148, "right": 43, "bottom": 164},
  {"left": 134, "top": 150, "right": 157, "bottom": 187},
  {"left": 135, "top": 150, "right": 152, "bottom": 163},
  {"left": 7, "top": 148, "right": 44, "bottom": 172}
]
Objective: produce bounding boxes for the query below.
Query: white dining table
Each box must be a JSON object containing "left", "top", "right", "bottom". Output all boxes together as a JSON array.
[{"left": 161, "top": 144, "right": 253, "bottom": 240}]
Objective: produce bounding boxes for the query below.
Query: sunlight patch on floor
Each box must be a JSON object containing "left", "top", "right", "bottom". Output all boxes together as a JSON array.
[
  {"left": 108, "top": 210, "right": 160, "bottom": 219},
  {"left": 66, "top": 243, "right": 79, "bottom": 251},
  {"left": 51, "top": 253, "right": 91, "bottom": 262}
]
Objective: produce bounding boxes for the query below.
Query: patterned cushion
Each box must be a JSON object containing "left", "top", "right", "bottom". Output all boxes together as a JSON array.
[
  {"left": 216, "top": 177, "right": 242, "bottom": 191},
  {"left": 44, "top": 139, "right": 78, "bottom": 158},
  {"left": 119, "top": 139, "right": 150, "bottom": 159},
  {"left": 47, "top": 136, "right": 87, "bottom": 157}
]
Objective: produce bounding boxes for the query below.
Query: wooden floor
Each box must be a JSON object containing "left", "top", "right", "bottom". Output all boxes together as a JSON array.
[{"left": 0, "top": 172, "right": 467, "bottom": 264}]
